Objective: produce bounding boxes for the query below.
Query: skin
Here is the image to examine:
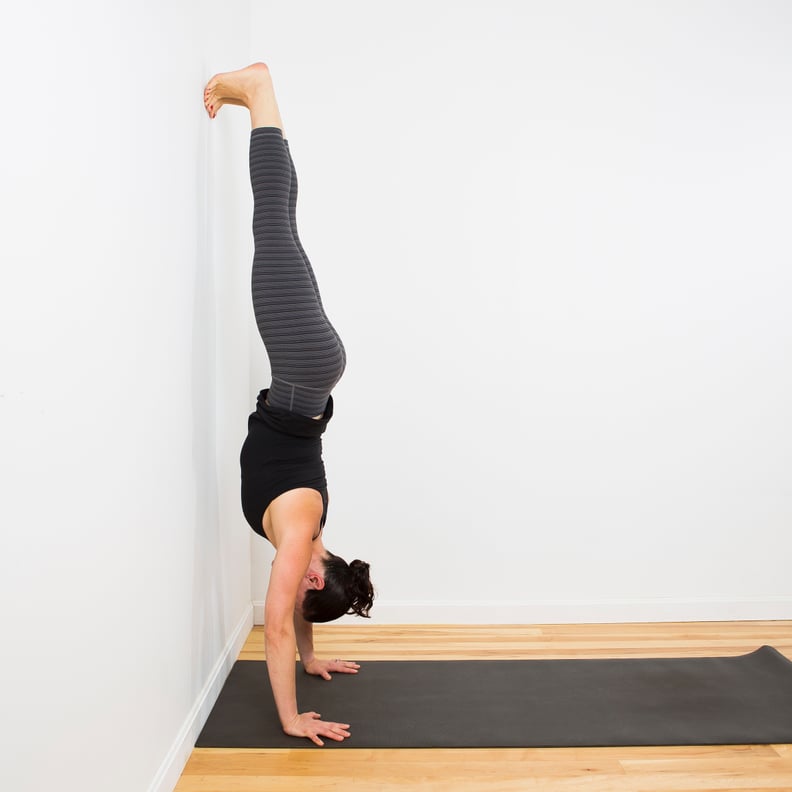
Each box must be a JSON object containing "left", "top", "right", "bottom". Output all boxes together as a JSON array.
[{"left": 203, "top": 63, "right": 359, "bottom": 746}]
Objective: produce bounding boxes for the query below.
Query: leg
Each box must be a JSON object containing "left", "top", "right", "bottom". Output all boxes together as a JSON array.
[
  {"left": 203, "top": 61, "right": 341, "bottom": 347},
  {"left": 204, "top": 50, "right": 349, "bottom": 358},
  {"left": 203, "top": 64, "right": 346, "bottom": 416},
  {"left": 249, "top": 128, "right": 346, "bottom": 417},
  {"left": 283, "top": 140, "right": 347, "bottom": 374}
]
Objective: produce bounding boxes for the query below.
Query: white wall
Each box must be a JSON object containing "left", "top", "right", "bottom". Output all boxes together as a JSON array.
[
  {"left": 250, "top": 0, "right": 792, "bottom": 623},
  {"left": 0, "top": 2, "right": 253, "bottom": 790}
]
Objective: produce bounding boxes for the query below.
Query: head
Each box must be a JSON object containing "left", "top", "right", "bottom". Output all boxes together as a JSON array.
[{"left": 301, "top": 551, "right": 374, "bottom": 623}]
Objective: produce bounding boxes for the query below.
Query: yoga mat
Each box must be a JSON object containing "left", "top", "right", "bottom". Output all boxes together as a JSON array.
[{"left": 196, "top": 646, "right": 792, "bottom": 749}]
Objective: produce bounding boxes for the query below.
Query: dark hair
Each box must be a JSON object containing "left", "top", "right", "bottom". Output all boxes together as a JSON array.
[{"left": 302, "top": 552, "right": 374, "bottom": 623}]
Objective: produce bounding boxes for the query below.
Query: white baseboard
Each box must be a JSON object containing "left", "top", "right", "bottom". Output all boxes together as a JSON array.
[
  {"left": 148, "top": 603, "right": 254, "bottom": 792},
  {"left": 254, "top": 596, "right": 792, "bottom": 625}
]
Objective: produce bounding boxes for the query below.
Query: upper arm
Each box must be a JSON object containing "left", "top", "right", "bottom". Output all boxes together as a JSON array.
[
  {"left": 263, "top": 495, "right": 320, "bottom": 632},
  {"left": 265, "top": 536, "right": 311, "bottom": 632}
]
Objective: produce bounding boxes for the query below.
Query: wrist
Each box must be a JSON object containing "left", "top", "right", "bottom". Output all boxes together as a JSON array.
[{"left": 281, "top": 711, "right": 299, "bottom": 731}]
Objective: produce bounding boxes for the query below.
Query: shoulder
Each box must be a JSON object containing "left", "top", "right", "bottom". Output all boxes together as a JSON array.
[{"left": 266, "top": 488, "right": 325, "bottom": 547}]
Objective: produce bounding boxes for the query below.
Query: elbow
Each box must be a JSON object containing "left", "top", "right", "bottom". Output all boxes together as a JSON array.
[{"left": 264, "top": 621, "right": 292, "bottom": 645}]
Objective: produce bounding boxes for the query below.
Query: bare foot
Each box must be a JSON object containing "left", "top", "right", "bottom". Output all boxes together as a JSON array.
[{"left": 203, "top": 62, "right": 273, "bottom": 120}]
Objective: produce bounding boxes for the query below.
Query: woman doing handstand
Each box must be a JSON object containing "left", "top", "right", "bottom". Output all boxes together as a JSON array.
[{"left": 203, "top": 62, "right": 374, "bottom": 746}]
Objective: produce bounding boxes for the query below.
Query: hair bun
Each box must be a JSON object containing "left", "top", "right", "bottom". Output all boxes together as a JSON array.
[{"left": 347, "top": 560, "right": 374, "bottom": 618}]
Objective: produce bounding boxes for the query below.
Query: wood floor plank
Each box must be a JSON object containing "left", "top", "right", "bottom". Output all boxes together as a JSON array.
[
  {"left": 175, "top": 621, "right": 792, "bottom": 792},
  {"left": 181, "top": 745, "right": 780, "bottom": 773},
  {"left": 238, "top": 622, "right": 792, "bottom": 662}
]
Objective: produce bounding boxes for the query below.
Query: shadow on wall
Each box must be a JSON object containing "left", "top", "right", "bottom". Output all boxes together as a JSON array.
[{"left": 192, "top": 107, "right": 223, "bottom": 688}]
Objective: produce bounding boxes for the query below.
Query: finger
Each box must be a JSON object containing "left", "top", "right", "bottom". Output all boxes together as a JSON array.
[
  {"left": 310, "top": 733, "right": 324, "bottom": 747},
  {"left": 309, "top": 712, "right": 321, "bottom": 720},
  {"left": 318, "top": 722, "right": 351, "bottom": 740}
]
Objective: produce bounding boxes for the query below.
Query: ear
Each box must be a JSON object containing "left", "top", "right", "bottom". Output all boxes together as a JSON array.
[{"left": 305, "top": 571, "right": 325, "bottom": 591}]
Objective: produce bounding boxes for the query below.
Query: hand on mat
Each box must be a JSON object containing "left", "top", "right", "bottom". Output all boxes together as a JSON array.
[
  {"left": 303, "top": 657, "right": 360, "bottom": 681},
  {"left": 285, "top": 711, "right": 351, "bottom": 746}
]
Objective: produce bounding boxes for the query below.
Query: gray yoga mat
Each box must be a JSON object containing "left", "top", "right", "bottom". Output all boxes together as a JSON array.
[{"left": 195, "top": 646, "right": 792, "bottom": 749}]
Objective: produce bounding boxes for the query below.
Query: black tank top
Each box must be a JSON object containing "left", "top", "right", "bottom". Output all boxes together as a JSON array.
[{"left": 239, "top": 388, "right": 332, "bottom": 542}]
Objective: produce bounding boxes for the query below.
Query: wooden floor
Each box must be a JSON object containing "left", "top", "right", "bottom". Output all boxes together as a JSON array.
[{"left": 175, "top": 621, "right": 792, "bottom": 791}]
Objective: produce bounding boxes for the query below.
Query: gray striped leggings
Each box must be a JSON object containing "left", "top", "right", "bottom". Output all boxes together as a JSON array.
[{"left": 249, "top": 126, "right": 347, "bottom": 417}]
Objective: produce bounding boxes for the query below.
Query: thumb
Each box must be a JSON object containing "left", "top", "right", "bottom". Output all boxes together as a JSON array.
[{"left": 322, "top": 671, "right": 332, "bottom": 680}]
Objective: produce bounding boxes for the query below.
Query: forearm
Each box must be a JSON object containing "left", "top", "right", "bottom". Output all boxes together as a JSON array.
[
  {"left": 264, "top": 625, "right": 299, "bottom": 728},
  {"left": 293, "top": 611, "right": 316, "bottom": 666}
]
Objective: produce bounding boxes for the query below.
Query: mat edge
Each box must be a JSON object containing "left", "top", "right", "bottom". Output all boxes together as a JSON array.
[{"left": 232, "top": 645, "right": 785, "bottom": 666}]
